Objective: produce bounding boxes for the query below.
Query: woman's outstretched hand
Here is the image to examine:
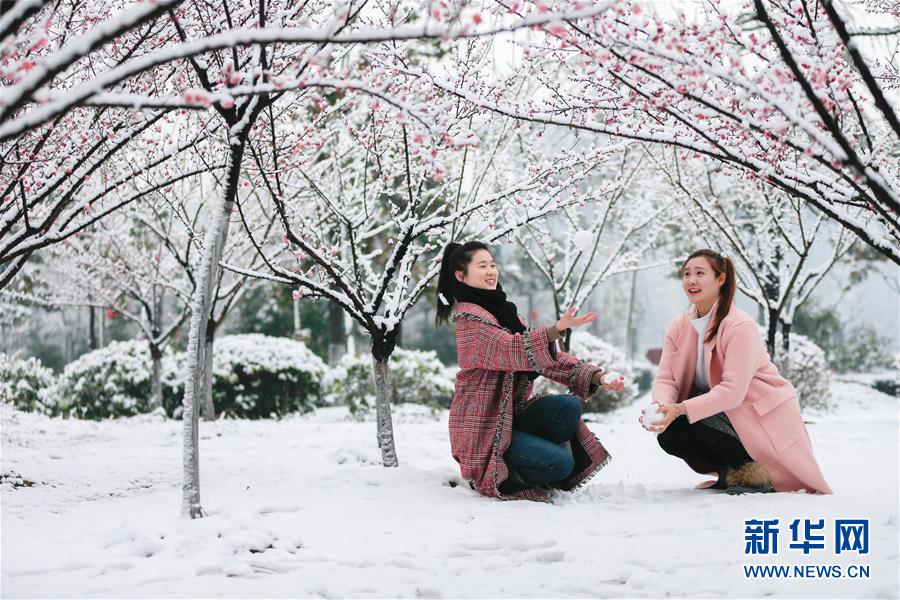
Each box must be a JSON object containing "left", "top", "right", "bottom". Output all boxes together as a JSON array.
[
  {"left": 601, "top": 373, "right": 625, "bottom": 392},
  {"left": 555, "top": 306, "right": 597, "bottom": 332},
  {"left": 590, "top": 371, "right": 626, "bottom": 392}
]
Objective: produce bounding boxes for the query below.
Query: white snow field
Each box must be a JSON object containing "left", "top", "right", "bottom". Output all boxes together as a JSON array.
[{"left": 2, "top": 381, "right": 897, "bottom": 599}]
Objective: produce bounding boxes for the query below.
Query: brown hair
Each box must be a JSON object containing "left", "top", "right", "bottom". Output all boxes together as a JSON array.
[{"left": 682, "top": 249, "right": 736, "bottom": 342}]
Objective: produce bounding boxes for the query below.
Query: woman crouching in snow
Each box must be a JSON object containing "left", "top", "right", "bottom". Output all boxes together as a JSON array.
[
  {"left": 642, "top": 249, "right": 831, "bottom": 495},
  {"left": 436, "top": 241, "right": 625, "bottom": 501}
]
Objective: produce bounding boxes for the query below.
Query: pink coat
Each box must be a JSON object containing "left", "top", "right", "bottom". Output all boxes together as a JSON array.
[{"left": 652, "top": 305, "right": 832, "bottom": 494}]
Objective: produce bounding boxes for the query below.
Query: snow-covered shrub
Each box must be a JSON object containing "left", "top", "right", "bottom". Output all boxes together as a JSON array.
[
  {"left": 164, "top": 334, "right": 325, "bottom": 419},
  {"left": 390, "top": 348, "right": 455, "bottom": 408},
  {"left": 323, "top": 348, "right": 455, "bottom": 414},
  {"left": 0, "top": 353, "right": 56, "bottom": 413},
  {"left": 321, "top": 352, "right": 373, "bottom": 414},
  {"left": 829, "top": 324, "right": 894, "bottom": 373},
  {"left": 52, "top": 341, "right": 155, "bottom": 419},
  {"left": 882, "top": 355, "right": 900, "bottom": 397},
  {"left": 531, "top": 332, "right": 637, "bottom": 413},
  {"left": 768, "top": 329, "right": 832, "bottom": 411},
  {"left": 631, "top": 359, "right": 657, "bottom": 395},
  {"left": 871, "top": 355, "right": 899, "bottom": 397}
]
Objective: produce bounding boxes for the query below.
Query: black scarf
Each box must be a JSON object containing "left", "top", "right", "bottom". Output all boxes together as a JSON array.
[
  {"left": 455, "top": 282, "right": 539, "bottom": 379},
  {"left": 455, "top": 281, "right": 524, "bottom": 333}
]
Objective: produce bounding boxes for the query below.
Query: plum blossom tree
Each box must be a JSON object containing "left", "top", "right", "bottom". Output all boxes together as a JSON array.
[
  {"left": 1, "top": 0, "right": 217, "bottom": 289},
  {"left": 422, "top": 0, "right": 899, "bottom": 264},
  {"left": 11, "top": 200, "right": 195, "bottom": 411},
  {"left": 648, "top": 145, "right": 856, "bottom": 364},
  {"left": 0, "top": 168, "right": 279, "bottom": 413},
  {"left": 225, "top": 89, "right": 629, "bottom": 468},
  {"left": 0, "top": 107, "right": 217, "bottom": 290},
  {"left": 2, "top": 0, "right": 619, "bottom": 518},
  {"left": 512, "top": 145, "right": 681, "bottom": 351}
]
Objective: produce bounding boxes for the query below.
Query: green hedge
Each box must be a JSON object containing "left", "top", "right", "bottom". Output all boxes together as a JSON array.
[{"left": 163, "top": 334, "right": 326, "bottom": 419}]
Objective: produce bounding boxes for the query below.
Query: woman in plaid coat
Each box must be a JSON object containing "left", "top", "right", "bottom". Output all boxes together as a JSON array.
[{"left": 436, "top": 241, "right": 624, "bottom": 501}]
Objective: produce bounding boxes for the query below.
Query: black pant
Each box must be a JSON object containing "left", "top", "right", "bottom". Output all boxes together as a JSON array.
[{"left": 657, "top": 415, "right": 753, "bottom": 474}]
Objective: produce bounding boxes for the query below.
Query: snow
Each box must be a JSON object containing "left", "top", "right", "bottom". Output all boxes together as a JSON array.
[
  {"left": 640, "top": 404, "right": 665, "bottom": 428},
  {"left": 572, "top": 229, "right": 595, "bottom": 253},
  {"left": 0, "top": 4, "right": 616, "bottom": 142},
  {"left": 2, "top": 381, "right": 897, "bottom": 598},
  {"left": 601, "top": 370, "right": 622, "bottom": 385}
]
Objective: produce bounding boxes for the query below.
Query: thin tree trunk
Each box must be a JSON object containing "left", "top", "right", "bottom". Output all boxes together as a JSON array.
[
  {"left": 345, "top": 313, "right": 356, "bottom": 355},
  {"left": 779, "top": 319, "right": 792, "bottom": 374},
  {"left": 394, "top": 322, "right": 403, "bottom": 349},
  {"left": 766, "top": 308, "right": 779, "bottom": 358},
  {"left": 61, "top": 309, "right": 72, "bottom": 364},
  {"left": 200, "top": 324, "right": 215, "bottom": 421},
  {"left": 89, "top": 306, "right": 97, "bottom": 350},
  {"left": 625, "top": 270, "right": 638, "bottom": 361},
  {"left": 371, "top": 354, "right": 399, "bottom": 467},
  {"left": 149, "top": 343, "right": 163, "bottom": 411},
  {"left": 328, "top": 300, "right": 346, "bottom": 364},
  {"left": 292, "top": 297, "right": 302, "bottom": 340},
  {"left": 181, "top": 127, "right": 251, "bottom": 518}
]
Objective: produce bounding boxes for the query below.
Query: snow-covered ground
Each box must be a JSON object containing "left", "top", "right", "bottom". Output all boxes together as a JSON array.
[{"left": 2, "top": 381, "right": 897, "bottom": 598}]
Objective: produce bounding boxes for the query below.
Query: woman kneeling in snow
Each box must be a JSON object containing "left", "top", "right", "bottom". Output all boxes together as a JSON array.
[
  {"left": 436, "top": 241, "right": 625, "bottom": 501},
  {"left": 642, "top": 249, "right": 831, "bottom": 495}
]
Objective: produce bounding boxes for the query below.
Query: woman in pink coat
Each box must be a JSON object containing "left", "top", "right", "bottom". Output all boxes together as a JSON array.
[
  {"left": 436, "top": 241, "right": 624, "bottom": 501},
  {"left": 643, "top": 249, "right": 832, "bottom": 495}
]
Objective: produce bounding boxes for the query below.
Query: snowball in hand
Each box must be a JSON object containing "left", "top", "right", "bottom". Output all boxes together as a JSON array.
[
  {"left": 601, "top": 371, "right": 622, "bottom": 385},
  {"left": 641, "top": 405, "right": 665, "bottom": 428}
]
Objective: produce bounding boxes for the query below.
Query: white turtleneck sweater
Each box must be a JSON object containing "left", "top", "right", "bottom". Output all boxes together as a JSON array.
[{"left": 690, "top": 305, "right": 715, "bottom": 392}]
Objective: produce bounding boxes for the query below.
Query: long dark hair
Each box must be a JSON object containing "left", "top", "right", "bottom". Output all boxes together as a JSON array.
[
  {"left": 683, "top": 249, "right": 736, "bottom": 342},
  {"left": 435, "top": 241, "right": 491, "bottom": 326}
]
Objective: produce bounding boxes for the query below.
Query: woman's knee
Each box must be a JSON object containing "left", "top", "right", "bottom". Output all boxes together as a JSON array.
[
  {"left": 506, "top": 435, "right": 575, "bottom": 484},
  {"left": 657, "top": 422, "right": 688, "bottom": 455},
  {"left": 532, "top": 447, "right": 575, "bottom": 483},
  {"left": 549, "top": 449, "right": 575, "bottom": 481},
  {"left": 544, "top": 394, "right": 582, "bottom": 443},
  {"left": 555, "top": 394, "right": 582, "bottom": 423},
  {"left": 657, "top": 428, "right": 675, "bottom": 452},
  {"left": 516, "top": 394, "right": 582, "bottom": 443}
]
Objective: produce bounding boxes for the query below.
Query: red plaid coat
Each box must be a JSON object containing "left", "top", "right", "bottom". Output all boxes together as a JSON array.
[{"left": 448, "top": 302, "right": 612, "bottom": 501}]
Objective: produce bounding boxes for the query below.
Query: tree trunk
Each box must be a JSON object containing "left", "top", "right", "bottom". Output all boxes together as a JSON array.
[
  {"left": 181, "top": 123, "right": 252, "bottom": 518},
  {"left": 61, "top": 309, "right": 72, "bottom": 364},
  {"left": 88, "top": 306, "right": 97, "bottom": 350},
  {"left": 371, "top": 334, "right": 399, "bottom": 467},
  {"left": 292, "top": 296, "right": 303, "bottom": 340},
  {"left": 766, "top": 308, "right": 779, "bottom": 358},
  {"left": 779, "top": 319, "right": 792, "bottom": 374},
  {"left": 625, "top": 270, "right": 638, "bottom": 361},
  {"left": 328, "top": 300, "right": 346, "bottom": 364},
  {"left": 763, "top": 247, "right": 783, "bottom": 362},
  {"left": 345, "top": 313, "right": 356, "bottom": 356},
  {"left": 394, "top": 322, "right": 403, "bottom": 349},
  {"left": 149, "top": 343, "right": 163, "bottom": 411},
  {"left": 200, "top": 323, "right": 216, "bottom": 421}
]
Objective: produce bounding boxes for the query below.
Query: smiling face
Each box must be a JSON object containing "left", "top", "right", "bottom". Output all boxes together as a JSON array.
[
  {"left": 682, "top": 256, "right": 725, "bottom": 313},
  {"left": 455, "top": 249, "right": 498, "bottom": 290}
]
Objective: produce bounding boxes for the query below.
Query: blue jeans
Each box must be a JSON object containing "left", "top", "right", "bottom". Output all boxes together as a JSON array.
[{"left": 504, "top": 394, "right": 582, "bottom": 486}]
